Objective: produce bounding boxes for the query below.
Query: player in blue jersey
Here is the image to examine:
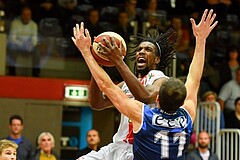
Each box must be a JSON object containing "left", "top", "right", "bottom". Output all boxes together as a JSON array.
[{"left": 72, "top": 9, "right": 218, "bottom": 160}]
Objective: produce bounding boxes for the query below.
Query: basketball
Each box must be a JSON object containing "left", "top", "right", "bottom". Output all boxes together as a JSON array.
[{"left": 92, "top": 31, "right": 127, "bottom": 67}]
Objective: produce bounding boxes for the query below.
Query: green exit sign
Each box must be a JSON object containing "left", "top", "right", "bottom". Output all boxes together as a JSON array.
[{"left": 64, "top": 85, "right": 88, "bottom": 101}]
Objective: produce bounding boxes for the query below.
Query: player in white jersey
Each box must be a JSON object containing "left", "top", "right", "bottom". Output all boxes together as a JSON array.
[
  {"left": 75, "top": 22, "right": 178, "bottom": 160},
  {"left": 72, "top": 9, "right": 217, "bottom": 160}
]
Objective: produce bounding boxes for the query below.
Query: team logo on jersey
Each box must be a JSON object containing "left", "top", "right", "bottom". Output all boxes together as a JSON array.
[{"left": 152, "top": 114, "right": 187, "bottom": 128}]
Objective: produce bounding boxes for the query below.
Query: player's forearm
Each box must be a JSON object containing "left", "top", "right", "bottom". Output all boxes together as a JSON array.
[
  {"left": 83, "top": 52, "right": 115, "bottom": 99},
  {"left": 187, "top": 38, "right": 206, "bottom": 83},
  {"left": 115, "top": 61, "right": 151, "bottom": 103},
  {"left": 89, "top": 77, "right": 113, "bottom": 110}
]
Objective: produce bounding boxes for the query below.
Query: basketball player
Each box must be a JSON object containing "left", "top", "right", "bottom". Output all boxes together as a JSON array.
[
  {"left": 72, "top": 9, "right": 217, "bottom": 159},
  {"left": 73, "top": 6, "right": 178, "bottom": 160},
  {"left": 75, "top": 13, "right": 178, "bottom": 160}
]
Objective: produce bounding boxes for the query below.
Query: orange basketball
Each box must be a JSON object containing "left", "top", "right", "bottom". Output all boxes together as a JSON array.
[{"left": 92, "top": 31, "right": 127, "bottom": 67}]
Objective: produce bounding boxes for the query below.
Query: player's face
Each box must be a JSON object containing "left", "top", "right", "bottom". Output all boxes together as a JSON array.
[
  {"left": 9, "top": 119, "right": 23, "bottom": 136},
  {"left": 86, "top": 130, "right": 100, "bottom": 147},
  {"left": 0, "top": 147, "right": 17, "bottom": 160},
  {"left": 135, "top": 42, "right": 159, "bottom": 75},
  {"left": 198, "top": 132, "right": 210, "bottom": 149}
]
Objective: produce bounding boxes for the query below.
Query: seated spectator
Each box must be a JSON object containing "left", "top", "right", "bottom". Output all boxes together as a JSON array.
[
  {"left": 218, "top": 45, "right": 239, "bottom": 90},
  {"left": 186, "top": 131, "right": 219, "bottom": 160},
  {"left": 0, "top": 139, "right": 18, "bottom": 160},
  {"left": 84, "top": 8, "right": 104, "bottom": 40},
  {"left": 170, "top": 15, "right": 190, "bottom": 77},
  {"left": 7, "top": 6, "right": 40, "bottom": 77},
  {"left": 114, "top": 9, "right": 134, "bottom": 44},
  {"left": 225, "top": 97, "right": 240, "bottom": 129},
  {"left": 202, "top": 91, "right": 225, "bottom": 129},
  {"left": 75, "top": 129, "right": 100, "bottom": 159},
  {"left": 218, "top": 67, "right": 240, "bottom": 115},
  {"left": 30, "top": 132, "right": 60, "bottom": 160},
  {"left": 34, "top": 0, "right": 61, "bottom": 25}
]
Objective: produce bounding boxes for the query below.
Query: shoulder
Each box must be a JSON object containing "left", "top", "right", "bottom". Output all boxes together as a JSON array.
[
  {"left": 52, "top": 150, "right": 60, "bottom": 160},
  {"left": 186, "top": 149, "right": 199, "bottom": 158},
  {"left": 210, "top": 152, "right": 219, "bottom": 159},
  {"left": 30, "top": 149, "right": 40, "bottom": 160},
  {"left": 22, "top": 137, "right": 32, "bottom": 143},
  {"left": 21, "top": 137, "right": 33, "bottom": 147},
  {"left": 148, "top": 70, "right": 167, "bottom": 78}
]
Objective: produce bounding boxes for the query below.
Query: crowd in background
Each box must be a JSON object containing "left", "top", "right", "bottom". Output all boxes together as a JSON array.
[{"left": 0, "top": 0, "right": 240, "bottom": 159}]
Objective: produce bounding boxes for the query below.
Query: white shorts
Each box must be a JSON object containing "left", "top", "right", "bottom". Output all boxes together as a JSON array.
[{"left": 77, "top": 142, "right": 133, "bottom": 160}]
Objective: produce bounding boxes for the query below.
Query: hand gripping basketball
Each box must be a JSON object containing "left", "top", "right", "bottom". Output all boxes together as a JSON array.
[{"left": 91, "top": 31, "right": 127, "bottom": 67}]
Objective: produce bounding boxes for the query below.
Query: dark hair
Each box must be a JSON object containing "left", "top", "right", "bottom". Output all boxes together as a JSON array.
[
  {"left": 159, "top": 77, "right": 186, "bottom": 113},
  {"left": 128, "top": 27, "right": 178, "bottom": 72},
  {"left": 9, "top": 115, "right": 23, "bottom": 125},
  {"left": 234, "top": 97, "right": 240, "bottom": 106},
  {"left": 226, "top": 45, "right": 239, "bottom": 61}
]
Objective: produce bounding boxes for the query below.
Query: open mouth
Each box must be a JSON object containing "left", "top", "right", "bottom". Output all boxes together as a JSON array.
[{"left": 137, "top": 57, "right": 146, "bottom": 67}]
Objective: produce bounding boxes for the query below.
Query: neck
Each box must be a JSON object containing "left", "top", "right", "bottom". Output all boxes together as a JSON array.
[
  {"left": 228, "top": 60, "right": 239, "bottom": 66},
  {"left": 42, "top": 150, "right": 51, "bottom": 157},
  {"left": 235, "top": 111, "right": 240, "bottom": 120},
  {"left": 10, "top": 133, "right": 21, "bottom": 139},
  {"left": 89, "top": 145, "right": 98, "bottom": 151},
  {"left": 198, "top": 147, "right": 208, "bottom": 153}
]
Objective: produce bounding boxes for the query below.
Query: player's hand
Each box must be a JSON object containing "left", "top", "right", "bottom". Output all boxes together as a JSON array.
[
  {"left": 98, "top": 36, "right": 125, "bottom": 65},
  {"left": 72, "top": 22, "right": 92, "bottom": 55},
  {"left": 190, "top": 9, "right": 218, "bottom": 40}
]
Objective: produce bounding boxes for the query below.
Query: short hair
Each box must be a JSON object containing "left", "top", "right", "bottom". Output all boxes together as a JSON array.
[
  {"left": 159, "top": 77, "right": 186, "bottom": 113},
  {"left": 37, "top": 132, "right": 55, "bottom": 148},
  {"left": 0, "top": 139, "right": 18, "bottom": 155},
  {"left": 198, "top": 130, "right": 211, "bottom": 139},
  {"left": 9, "top": 115, "right": 23, "bottom": 125},
  {"left": 87, "top": 129, "right": 99, "bottom": 136},
  {"left": 202, "top": 91, "right": 218, "bottom": 101},
  {"left": 234, "top": 97, "right": 240, "bottom": 106}
]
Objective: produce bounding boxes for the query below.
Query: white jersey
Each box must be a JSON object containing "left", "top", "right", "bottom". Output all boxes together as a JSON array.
[{"left": 112, "top": 70, "right": 168, "bottom": 143}]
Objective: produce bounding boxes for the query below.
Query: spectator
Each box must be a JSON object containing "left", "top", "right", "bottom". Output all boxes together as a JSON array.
[
  {"left": 202, "top": 91, "right": 225, "bottom": 129},
  {"left": 58, "top": 0, "right": 80, "bottom": 36},
  {"left": 75, "top": 129, "right": 100, "bottom": 159},
  {"left": 84, "top": 8, "right": 104, "bottom": 41},
  {"left": 170, "top": 15, "right": 190, "bottom": 77},
  {"left": 30, "top": 132, "right": 60, "bottom": 160},
  {"left": 186, "top": 131, "right": 219, "bottom": 160},
  {"left": 114, "top": 9, "right": 134, "bottom": 44},
  {"left": 34, "top": 0, "right": 61, "bottom": 24},
  {"left": 0, "top": 139, "right": 18, "bottom": 160},
  {"left": 218, "top": 45, "right": 239, "bottom": 90},
  {"left": 124, "top": 0, "right": 142, "bottom": 22},
  {"left": 3, "top": 115, "right": 33, "bottom": 160},
  {"left": 218, "top": 67, "right": 240, "bottom": 114},
  {"left": 7, "top": 6, "right": 40, "bottom": 77},
  {"left": 225, "top": 97, "right": 240, "bottom": 129}
]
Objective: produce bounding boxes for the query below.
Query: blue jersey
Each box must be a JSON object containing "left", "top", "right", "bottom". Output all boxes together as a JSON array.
[{"left": 133, "top": 104, "right": 193, "bottom": 160}]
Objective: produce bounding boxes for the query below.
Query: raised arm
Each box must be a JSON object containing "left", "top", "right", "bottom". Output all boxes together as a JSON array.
[
  {"left": 183, "top": 9, "right": 218, "bottom": 121},
  {"left": 72, "top": 23, "right": 142, "bottom": 127}
]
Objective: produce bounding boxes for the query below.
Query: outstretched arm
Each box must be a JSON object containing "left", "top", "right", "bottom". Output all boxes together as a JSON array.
[
  {"left": 72, "top": 23, "right": 142, "bottom": 127},
  {"left": 183, "top": 9, "right": 218, "bottom": 121}
]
